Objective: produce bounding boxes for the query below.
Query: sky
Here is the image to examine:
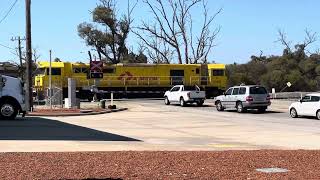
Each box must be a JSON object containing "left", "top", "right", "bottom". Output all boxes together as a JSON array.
[{"left": 0, "top": 0, "right": 319, "bottom": 64}]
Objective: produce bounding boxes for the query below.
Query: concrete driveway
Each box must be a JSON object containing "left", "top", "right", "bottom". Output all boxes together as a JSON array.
[{"left": 1, "top": 99, "right": 320, "bottom": 152}]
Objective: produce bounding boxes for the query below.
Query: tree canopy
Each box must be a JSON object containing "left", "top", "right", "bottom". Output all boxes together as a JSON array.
[
  {"left": 78, "top": 0, "right": 147, "bottom": 64},
  {"left": 227, "top": 30, "right": 320, "bottom": 92}
]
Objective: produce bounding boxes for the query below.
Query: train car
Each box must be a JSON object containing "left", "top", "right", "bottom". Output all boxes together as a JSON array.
[{"left": 34, "top": 62, "right": 227, "bottom": 100}]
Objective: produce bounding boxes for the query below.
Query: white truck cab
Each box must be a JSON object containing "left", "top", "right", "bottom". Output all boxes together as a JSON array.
[{"left": 0, "top": 75, "right": 26, "bottom": 119}]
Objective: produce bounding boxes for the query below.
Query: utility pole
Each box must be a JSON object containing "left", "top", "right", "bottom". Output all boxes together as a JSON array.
[
  {"left": 49, "top": 50, "right": 52, "bottom": 111},
  {"left": 25, "top": 0, "right": 33, "bottom": 111},
  {"left": 11, "top": 36, "right": 26, "bottom": 79}
]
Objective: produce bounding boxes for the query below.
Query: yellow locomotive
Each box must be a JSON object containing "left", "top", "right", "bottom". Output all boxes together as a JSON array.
[{"left": 34, "top": 62, "right": 227, "bottom": 99}]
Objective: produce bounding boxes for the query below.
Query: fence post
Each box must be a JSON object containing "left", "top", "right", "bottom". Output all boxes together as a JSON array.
[{"left": 111, "top": 92, "right": 114, "bottom": 106}]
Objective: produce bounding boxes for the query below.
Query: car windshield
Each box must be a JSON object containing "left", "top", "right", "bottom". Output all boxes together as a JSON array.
[{"left": 249, "top": 86, "right": 267, "bottom": 94}]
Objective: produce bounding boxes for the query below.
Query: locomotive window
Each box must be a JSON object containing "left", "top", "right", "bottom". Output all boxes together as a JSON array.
[
  {"left": 103, "top": 68, "right": 115, "bottom": 74},
  {"left": 73, "top": 68, "right": 89, "bottom": 73},
  {"left": 47, "top": 68, "right": 61, "bottom": 75},
  {"left": 82, "top": 68, "right": 89, "bottom": 73},
  {"left": 196, "top": 68, "right": 200, "bottom": 74},
  {"left": 73, "top": 68, "right": 82, "bottom": 73},
  {"left": 35, "top": 68, "right": 46, "bottom": 75},
  {"left": 212, "top": 69, "right": 224, "bottom": 76}
]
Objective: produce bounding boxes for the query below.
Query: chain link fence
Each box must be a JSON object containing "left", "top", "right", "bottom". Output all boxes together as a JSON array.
[{"left": 272, "top": 92, "right": 314, "bottom": 100}]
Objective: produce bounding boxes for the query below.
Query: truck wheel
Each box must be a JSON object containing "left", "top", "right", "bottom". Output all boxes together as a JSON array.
[
  {"left": 180, "top": 97, "right": 186, "bottom": 107},
  {"left": 164, "top": 97, "right": 170, "bottom": 105},
  {"left": 236, "top": 102, "right": 244, "bottom": 113},
  {"left": 197, "top": 100, "right": 204, "bottom": 107},
  {"left": 216, "top": 101, "right": 224, "bottom": 111},
  {"left": 0, "top": 101, "right": 18, "bottom": 120}
]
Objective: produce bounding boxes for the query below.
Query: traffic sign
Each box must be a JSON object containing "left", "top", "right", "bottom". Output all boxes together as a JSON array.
[
  {"left": 90, "top": 60, "right": 103, "bottom": 79},
  {"left": 90, "top": 61, "right": 103, "bottom": 72}
]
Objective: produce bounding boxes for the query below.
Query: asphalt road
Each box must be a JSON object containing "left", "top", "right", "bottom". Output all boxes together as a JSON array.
[{"left": 1, "top": 99, "right": 320, "bottom": 152}]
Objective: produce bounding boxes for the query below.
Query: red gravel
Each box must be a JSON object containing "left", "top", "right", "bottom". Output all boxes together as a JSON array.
[{"left": 1, "top": 150, "right": 320, "bottom": 180}]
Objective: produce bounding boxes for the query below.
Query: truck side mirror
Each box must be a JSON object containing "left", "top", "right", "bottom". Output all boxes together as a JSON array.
[{"left": 300, "top": 99, "right": 303, "bottom": 103}]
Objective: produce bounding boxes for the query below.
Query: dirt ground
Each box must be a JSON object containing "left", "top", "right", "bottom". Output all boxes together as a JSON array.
[{"left": 1, "top": 150, "right": 320, "bottom": 180}]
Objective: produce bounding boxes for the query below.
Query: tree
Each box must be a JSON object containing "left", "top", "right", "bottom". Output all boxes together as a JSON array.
[
  {"left": 227, "top": 29, "right": 320, "bottom": 92},
  {"left": 78, "top": 0, "right": 138, "bottom": 64},
  {"left": 134, "top": 0, "right": 221, "bottom": 64}
]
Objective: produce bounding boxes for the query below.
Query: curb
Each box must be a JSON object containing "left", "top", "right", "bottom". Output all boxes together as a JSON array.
[{"left": 27, "top": 108, "right": 128, "bottom": 117}]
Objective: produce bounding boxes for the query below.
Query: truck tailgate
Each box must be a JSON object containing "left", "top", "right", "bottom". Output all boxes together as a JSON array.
[{"left": 189, "top": 91, "right": 206, "bottom": 99}]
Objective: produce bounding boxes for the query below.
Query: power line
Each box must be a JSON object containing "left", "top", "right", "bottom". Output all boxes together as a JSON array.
[
  {"left": 0, "top": 43, "right": 15, "bottom": 50},
  {"left": 0, "top": 0, "right": 19, "bottom": 24}
]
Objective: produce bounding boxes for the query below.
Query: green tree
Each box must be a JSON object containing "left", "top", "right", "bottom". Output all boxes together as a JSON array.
[{"left": 78, "top": 0, "right": 140, "bottom": 64}]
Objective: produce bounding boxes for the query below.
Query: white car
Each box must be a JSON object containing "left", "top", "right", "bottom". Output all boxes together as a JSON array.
[
  {"left": 164, "top": 85, "right": 206, "bottom": 107},
  {"left": 289, "top": 93, "right": 320, "bottom": 120}
]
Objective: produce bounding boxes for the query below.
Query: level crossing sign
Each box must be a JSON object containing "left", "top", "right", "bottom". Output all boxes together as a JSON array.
[{"left": 90, "top": 60, "right": 103, "bottom": 79}]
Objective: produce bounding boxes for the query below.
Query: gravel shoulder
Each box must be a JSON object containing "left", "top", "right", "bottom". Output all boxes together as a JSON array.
[{"left": 1, "top": 150, "right": 320, "bottom": 180}]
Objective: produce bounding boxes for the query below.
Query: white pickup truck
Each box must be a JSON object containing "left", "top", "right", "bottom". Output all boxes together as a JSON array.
[
  {"left": 164, "top": 85, "right": 206, "bottom": 107},
  {"left": 0, "top": 75, "right": 26, "bottom": 119}
]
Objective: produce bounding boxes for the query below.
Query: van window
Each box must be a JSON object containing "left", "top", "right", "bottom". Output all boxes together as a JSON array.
[
  {"left": 249, "top": 86, "right": 267, "bottom": 94},
  {"left": 232, "top": 88, "right": 239, "bottom": 95},
  {"left": 239, "top": 87, "right": 246, "bottom": 95},
  {"left": 212, "top": 69, "right": 224, "bottom": 76},
  {"left": 47, "top": 68, "right": 61, "bottom": 75}
]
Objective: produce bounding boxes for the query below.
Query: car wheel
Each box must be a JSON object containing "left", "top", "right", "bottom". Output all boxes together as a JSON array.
[
  {"left": 164, "top": 97, "right": 170, "bottom": 105},
  {"left": 316, "top": 110, "right": 320, "bottom": 120},
  {"left": 290, "top": 108, "right": 298, "bottom": 118},
  {"left": 236, "top": 102, "right": 244, "bottom": 113},
  {"left": 0, "top": 101, "right": 18, "bottom": 120},
  {"left": 216, "top": 101, "right": 224, "bottom": 111},
  {"left": 180, "top": 97, "right": 186, "bottom": 107}
]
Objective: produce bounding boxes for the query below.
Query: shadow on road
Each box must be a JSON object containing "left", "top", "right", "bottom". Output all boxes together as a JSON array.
[
  {"left": 171, "top": 104, "right": 214, "bottom": 107},
  {"left": 0, "top": 117, "right": 141, "bottom": 141},
  {"left": 225, "top": 110, "right": 283, "bottom": 114}
]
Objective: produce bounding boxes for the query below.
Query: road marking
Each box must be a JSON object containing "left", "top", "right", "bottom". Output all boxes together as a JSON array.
[{"left": 256, "top": 168, "right": 289, "bottom": 173}]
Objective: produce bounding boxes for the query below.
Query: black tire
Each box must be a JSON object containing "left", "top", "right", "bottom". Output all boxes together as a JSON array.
[
  {"left": 258, "top": 107, "right": 267, "bottom": 113},
  {"left": 216, "top": 101, "right": 224, "bottom": 111},
  {"left": 164, "top": 97, "right": 170, "bottom": 105},
  {"left": 290, "top": 108, "right": 298, "bottom": 118},
  {"left": 180, "top": 97, "right": 186, "bottom": 107},
  {"left": 316, "top": 110, "right": 320, "bottom": 120},
  {"left": 0, "top": 101, "right": 18, "bottom": 120},
  {"left": 236, "top": 102, "right": 244, "bottom": 113},
  {"left": 197, "top": 100, "right": 204, "bottom": 107}
]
